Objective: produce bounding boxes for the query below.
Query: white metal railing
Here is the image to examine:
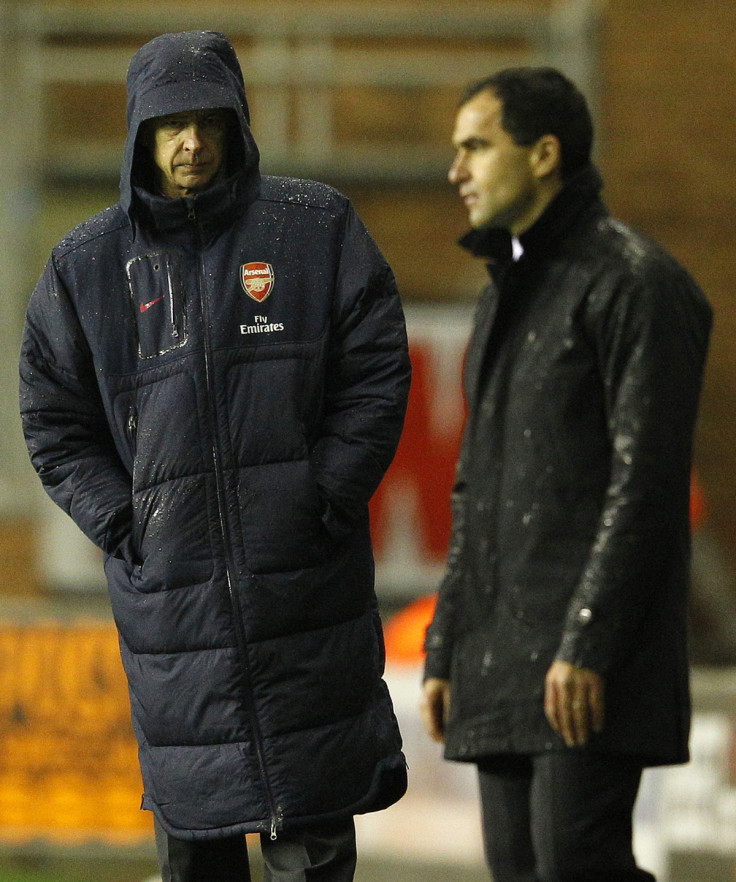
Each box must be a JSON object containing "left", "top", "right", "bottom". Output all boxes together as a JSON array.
[
  {"left": 0, "top": 0, "right": 601, "bottom": 516},
  {"left": 8, "top": 0, "right": 602, "bottom": 182}
]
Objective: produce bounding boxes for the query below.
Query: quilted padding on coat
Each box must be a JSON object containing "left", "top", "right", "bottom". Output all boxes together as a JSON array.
[{"left": 20, "top": 30, "right": 410, "bottom": 839}]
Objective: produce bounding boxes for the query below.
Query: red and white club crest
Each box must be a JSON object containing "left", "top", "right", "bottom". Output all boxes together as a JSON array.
[{"left": 240, "top": 262, "right": 274, "bottom": 303}]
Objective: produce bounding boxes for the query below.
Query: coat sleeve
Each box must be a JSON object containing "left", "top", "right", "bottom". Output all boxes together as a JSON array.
[
  {"left": 309, "top": 203, "right": 411, "bottom": 536},
  {"left": 19, "top": 257, "right": 135, "bottom": 561},
  {"left": 422, "top": 283, "right": 495, "bottom": 681},
  {"left": 555, "top": 255, "right": 712, "bottom": 673},
  {"left": 422, "top": 451, "right": 467, "bottom": 680}
]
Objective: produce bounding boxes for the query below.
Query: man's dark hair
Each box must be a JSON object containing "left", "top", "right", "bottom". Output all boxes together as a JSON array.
[{"left": 461, "top": 67, "right": 593, "bottom": 179}]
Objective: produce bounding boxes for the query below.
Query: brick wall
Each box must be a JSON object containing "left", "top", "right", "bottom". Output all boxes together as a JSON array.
[{"left": 599, "top": 0, "right": 736, "bottom": 572}]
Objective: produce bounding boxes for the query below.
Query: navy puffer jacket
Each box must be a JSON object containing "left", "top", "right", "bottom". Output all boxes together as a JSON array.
[{"left": 20, "top": 31, "right": 410, "bottom": 839}]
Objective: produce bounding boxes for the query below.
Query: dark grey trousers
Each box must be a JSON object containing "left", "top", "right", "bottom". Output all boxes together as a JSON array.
[
  {"left": 154, "top": 816, "right": 357, "bottom": 882},
  {"left": 477, "top": 752, "right": 656, "bottom": 882}
]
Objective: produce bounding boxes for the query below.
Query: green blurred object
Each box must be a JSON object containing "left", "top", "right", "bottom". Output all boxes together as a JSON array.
[
  {"left": 0, "top": 855, "right": 158, "bottom": 882},
  {"left": 0, "top": 854, "right": 491, "bottom": 882}
]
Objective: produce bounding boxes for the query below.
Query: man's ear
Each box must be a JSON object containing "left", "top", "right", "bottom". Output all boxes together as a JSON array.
[{"left": 531, "top": 134, "right": 562, "bottom": 180}]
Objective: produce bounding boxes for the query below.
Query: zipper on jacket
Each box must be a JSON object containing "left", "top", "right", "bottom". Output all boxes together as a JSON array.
[{"left": 191, "top": 205, "right": 281, "bottom": 840}]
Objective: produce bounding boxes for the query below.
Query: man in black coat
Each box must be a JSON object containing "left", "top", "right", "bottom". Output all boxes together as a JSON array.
[
  {"left": 420, "top": 68, "right": 712, "bottom": 882},
  {"left": 20, "top": 31, "right": 410, "bottom": 882}
]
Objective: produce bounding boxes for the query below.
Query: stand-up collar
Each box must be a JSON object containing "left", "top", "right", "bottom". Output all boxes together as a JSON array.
[{"left": 132, "top": 165, "right": 260, "bottom": 242}]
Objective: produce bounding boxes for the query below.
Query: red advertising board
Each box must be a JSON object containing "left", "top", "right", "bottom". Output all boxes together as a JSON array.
[{"left": 371, "top": 306, "right": 471, "bottom": 596}]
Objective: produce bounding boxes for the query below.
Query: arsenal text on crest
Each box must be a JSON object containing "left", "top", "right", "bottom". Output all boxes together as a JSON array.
[{"left": 240, "top": 262, "right": 274, "bottom": 303}]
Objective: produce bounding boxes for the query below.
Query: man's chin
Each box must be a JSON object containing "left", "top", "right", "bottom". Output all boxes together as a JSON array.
[
  {"left": 175, "top": 172, "right": 215, "bottom": 195},
  {"left": 467, "top": 209, "right": 491, "bottom": 229}
]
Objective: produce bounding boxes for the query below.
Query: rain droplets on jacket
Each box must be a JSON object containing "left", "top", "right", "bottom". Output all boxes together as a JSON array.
[{"left": 20, "top": 30, "right": 410, "bottom": 839}]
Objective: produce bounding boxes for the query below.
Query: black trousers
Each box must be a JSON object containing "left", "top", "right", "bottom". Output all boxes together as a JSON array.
[
  {"left": 154, "top": 816, "right": 357, "bottom": 882},
  {"left": 477, "top": 752, "right": 656, "bottom": 882}
]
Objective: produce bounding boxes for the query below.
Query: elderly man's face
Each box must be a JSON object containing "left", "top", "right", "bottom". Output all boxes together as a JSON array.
[{"left": 150, "top": 108, "right": 229, "bottom": 198}]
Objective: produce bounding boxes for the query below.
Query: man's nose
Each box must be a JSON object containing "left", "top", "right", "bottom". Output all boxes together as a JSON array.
[
  {"left": 448, "top": 154, "right": 467, "bottom": 184},
  {"left": 182, "top": 125, "right": 204, "bottom": 151}
]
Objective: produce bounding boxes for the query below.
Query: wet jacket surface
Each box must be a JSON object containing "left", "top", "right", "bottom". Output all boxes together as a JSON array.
[
  {"left": 424, "top": 166, "right": 712, "bottom": 766},
  {"left": 20, "top": 32, "right": 410, "bottom": 838}
]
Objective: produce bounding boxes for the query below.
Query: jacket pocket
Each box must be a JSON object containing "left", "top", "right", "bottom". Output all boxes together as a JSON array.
[
  {"left": 126, "top": 252, "right": 188, "bottom": 358},
  {"left": 238, "top": 459, "right": 333, "bottom": 573}
]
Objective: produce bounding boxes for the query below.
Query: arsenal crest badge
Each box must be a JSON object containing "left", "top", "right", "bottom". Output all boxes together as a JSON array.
[{"left": 240, "top": 262, "right": 274, "bottom": 303}]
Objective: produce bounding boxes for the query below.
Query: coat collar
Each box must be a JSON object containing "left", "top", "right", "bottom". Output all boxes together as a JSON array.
[{"left": 132, "top": 165, "right": 260, "bottom": 240}]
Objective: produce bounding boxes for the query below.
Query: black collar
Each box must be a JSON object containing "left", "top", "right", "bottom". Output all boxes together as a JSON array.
[{"left": 131, "top": 166, "right": 261, "bottom": 241}]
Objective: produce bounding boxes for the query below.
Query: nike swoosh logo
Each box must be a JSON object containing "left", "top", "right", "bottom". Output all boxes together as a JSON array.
[{"left": 140, "top": 296, "right": 164, "bottom": 313}]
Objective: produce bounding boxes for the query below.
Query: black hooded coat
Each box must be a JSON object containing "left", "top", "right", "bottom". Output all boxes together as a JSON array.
[
  {"left": 424, "top": 167, "right": 712, "bottom": 767},
  {"left": 20, "top": 31, "right": 410, "bottom": 839}
]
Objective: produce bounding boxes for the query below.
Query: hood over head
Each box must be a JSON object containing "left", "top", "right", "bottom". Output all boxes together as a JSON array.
[{"left": 121, "top": 30, "right": 260, "bottom": 216}]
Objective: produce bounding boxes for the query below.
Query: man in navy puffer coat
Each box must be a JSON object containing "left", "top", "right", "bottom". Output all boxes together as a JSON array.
[{"left": 19, "top": 30, "right": 410, "bottom": 882}]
